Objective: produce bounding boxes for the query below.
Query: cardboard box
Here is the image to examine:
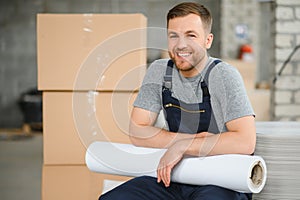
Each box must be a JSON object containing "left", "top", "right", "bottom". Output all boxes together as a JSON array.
[
  {"left": 42, "top": 165, "right": 132, "bottom": 200},
  {"left": 37, "top": 14, "right": 147, "bottom": 91},
  {"left": 248, "top": 89, "right": 270, "bottom": 121},
  {"left": 223, "top": 59, "right": 270, "bottom": 121},
  {"left": 43, "top": 91, "right": 136, "bottom": 165}
]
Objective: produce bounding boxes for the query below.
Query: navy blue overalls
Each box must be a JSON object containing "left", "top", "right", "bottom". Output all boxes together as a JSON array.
[
  {"left": 162, "top": 59, "right": 221, "bottom": 134},
  {"left": 99, "top": 59, "right": 252, "bottom": 200}
]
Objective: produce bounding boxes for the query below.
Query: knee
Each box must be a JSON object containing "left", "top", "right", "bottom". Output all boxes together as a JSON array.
[
  {"left": 99, "top": 189, "right": 139, "bottom": 200},
  {"left": 98, "top": 192, "right": 119, "bottom": 200},
  {"left": 98, "top": 183, "right": 131, "bottom": 200},
  {"left": 199, "top": 185, "right": 241, "bottom": 200},
  {"left": 98, "top": 176, "right": 155, "bottom": 200}
]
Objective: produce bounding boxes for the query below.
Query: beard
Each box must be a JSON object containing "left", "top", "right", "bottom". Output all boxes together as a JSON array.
[
  {"left": 175, "top": 59, "right": 195, "bottom": 72},
  {"left": 168, "top": 51, "right": 196, "bottom": 72},
  {"left": 168, "top": 44, "right": 208, "bottom": 76}
]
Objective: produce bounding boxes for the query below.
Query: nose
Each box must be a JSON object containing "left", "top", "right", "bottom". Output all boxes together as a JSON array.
[{"left": 176, "top": 36, "right": 188, "bottom": 49}]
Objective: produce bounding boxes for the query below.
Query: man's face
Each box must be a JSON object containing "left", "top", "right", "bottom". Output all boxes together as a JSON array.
[{"left": 167, "top": 14, "right": 213, "bottom": 76}]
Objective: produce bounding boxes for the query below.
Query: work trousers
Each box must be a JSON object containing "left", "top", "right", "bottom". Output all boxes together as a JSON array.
[{"left": 99, "top": 176, "right": 251, "bottom": 200}]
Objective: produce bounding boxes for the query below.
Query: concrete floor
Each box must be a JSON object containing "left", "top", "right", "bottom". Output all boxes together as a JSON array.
[{"left": 0, "top": 132, "right": 42, "bottom": 200}]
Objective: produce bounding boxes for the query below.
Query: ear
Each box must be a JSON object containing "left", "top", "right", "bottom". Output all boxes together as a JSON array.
[{"left": 205, "top": 33, "right": 214, "bottom": 49}]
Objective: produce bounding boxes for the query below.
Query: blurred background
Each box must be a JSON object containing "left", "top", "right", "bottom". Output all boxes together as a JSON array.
[
  {"left": 0, "top": 0, "right": 299, "bottom": 129},
  {"left": 0, "top": 0, "right": 300, "bottom": 200}
]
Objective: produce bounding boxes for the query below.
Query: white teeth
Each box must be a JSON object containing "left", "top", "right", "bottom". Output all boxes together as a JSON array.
[{"left": 178, "top": 52, "right": 191, "bottom": 57}]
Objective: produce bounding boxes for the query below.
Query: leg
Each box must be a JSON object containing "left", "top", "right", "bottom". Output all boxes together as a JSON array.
[
  {"left": 182, "top": 185, "right": 251, "bottom": 200},
  {"left": 99, "top": 176, "right": 183, "bottom": 200}
]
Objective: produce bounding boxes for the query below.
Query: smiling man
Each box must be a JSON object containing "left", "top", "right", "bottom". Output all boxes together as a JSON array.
[
  {"left": 167, "top": 12, "right": 213, "bottom": 77},
  {"left": 99, "top": 2, "right": 256, "bottom": 200}
]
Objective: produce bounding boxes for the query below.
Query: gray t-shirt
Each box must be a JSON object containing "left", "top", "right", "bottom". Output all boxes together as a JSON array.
[{"left": 133, "top": 57, "right": 255, "bottom": 133}]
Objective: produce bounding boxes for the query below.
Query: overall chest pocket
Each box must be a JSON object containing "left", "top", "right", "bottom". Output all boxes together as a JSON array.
[{"left": 163, "top": 97, "right": 211, "bottom": 134}]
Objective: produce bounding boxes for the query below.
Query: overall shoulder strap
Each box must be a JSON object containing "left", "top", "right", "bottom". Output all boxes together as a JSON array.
[
  {"left": 163, "top": 59, "right": 174, "bottom": 89},
  {"left": 202, "top": 59, "right": 222, "bottom": 96},
  {"left": 164, "top": 59, "right": 221, "bottom": 90},
  {"left": 203, "top": 59, "right": 222, "bottom": 85}
]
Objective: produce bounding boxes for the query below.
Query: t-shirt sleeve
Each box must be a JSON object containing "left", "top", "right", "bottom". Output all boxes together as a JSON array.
[
  {"left": 209, "top": 63, "right": 255, "bottom": 123},
  {"left": 133, "top": 60, "right": 166, "bottom": 113}
]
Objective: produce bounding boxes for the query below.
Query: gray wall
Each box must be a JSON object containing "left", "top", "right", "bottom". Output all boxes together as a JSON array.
[
  {"left": 272, "top": 0, "right": 300, "bottom": 121},
  {"left": 0, "top": 0, "right": 221, "bottom": 128},
  {"left": 0, "top": 0, "right": 43, "bottom": 128},
  {"left": 220, "top": 0, "right": 258, "bottom": 59}
]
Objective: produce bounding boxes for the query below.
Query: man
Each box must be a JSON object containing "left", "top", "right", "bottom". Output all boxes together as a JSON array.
[{"left": 99, "top": 2, "right": 255, "bottom": 200}]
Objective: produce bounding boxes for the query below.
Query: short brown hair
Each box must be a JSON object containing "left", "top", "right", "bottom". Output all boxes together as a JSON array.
[{"left": 167, "top": 2, "right": 212, "bottom": 33}]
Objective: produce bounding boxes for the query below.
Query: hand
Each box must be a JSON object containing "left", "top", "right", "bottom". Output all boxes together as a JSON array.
[
  {"left": 156, "top": 133, "right": 213, "bottom": 187},
  {"left": 196, "top": 131, "right": 214, "bottom": 138},
  {"left": 156, "top": 142, "right": 184, "bottom": 187}
]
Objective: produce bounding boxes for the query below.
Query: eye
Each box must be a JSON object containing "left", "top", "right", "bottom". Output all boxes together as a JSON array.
[
  {"left": 187, "top": 34, "right": 197, "bottom": 38},
  {"left": 169, "top": 34, "right": 178, "bottom": 39}
]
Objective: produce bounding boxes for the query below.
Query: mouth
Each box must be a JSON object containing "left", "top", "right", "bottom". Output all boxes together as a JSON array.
[{"left": 176, "top": 52, "right": 192, "bottom": 58}]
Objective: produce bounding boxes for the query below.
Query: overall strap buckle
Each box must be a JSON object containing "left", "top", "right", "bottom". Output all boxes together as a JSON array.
[{"left": 163, "top": 59, "right": 174, "bottom": 89}]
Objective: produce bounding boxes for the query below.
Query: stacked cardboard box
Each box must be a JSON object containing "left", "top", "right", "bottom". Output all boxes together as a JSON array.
[
  {"left": 37, "top": 14, "right": 147, "bottom": 200},
  {"left": 223, "top": 59, "right": 270, "bottom": 121}
]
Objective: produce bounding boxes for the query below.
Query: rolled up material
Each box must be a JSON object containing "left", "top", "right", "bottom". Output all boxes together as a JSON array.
[{"left": 86, "top": 141, "right": 267, "bottom": 193}]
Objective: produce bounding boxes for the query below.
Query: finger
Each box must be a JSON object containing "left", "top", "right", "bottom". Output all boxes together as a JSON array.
[
  {"left": 157, "top": 175, "right": 161, "bottom": 183},
  {"left": 162, "top": 165, "right": 170, "bottom": 187},
  {"left": 161, "top": 165, "right": 167, "bottom": 186},
  {"left": 157, "top": 167, "right": 161, "bottom": 183},
  {"left": 163, "top": 165, "right": 171, "bottom": 187},
  {"left": 158, "top": 162, "right": 166, "bottom": 186},
  {"left": 166, "top": 165, "right": 172, "bottom": 186},
  {"left": 157, "top": 162, "right": 164, "bottom": 183}
]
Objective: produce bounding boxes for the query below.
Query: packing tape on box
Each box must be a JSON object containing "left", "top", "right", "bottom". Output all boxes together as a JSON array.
[{"left": 85, "top": 141, "right": 267, "bottom": 193}]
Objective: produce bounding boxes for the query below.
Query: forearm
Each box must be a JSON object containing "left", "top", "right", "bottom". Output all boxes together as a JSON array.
[
  {"left": 176, "top": 130, "right": 256, "bottom": 158},
  {"left": 129, "top": 123, "right": 208, "bottom": 149},
  {"left": 173, "top": 116, "right": 256, "bottom": 156}
]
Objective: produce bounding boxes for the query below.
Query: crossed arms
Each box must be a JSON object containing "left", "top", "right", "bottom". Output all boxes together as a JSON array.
[{"left": 129, "top": 107, "right": 256, "bottom": 187}]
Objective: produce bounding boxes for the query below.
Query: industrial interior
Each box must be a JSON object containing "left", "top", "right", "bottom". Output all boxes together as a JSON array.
[{"left": 1, "top": 0, "right": 300, "bottom": 199}]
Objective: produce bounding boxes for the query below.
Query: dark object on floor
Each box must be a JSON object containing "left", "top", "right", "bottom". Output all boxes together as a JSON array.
[{"left": 19, "top": 89, "right": 43, "bottom": 132}]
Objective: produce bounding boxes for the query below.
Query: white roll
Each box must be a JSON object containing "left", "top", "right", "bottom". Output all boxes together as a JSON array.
[{"left": 86, "top": 141, "right": 267, "bottom": 194}]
